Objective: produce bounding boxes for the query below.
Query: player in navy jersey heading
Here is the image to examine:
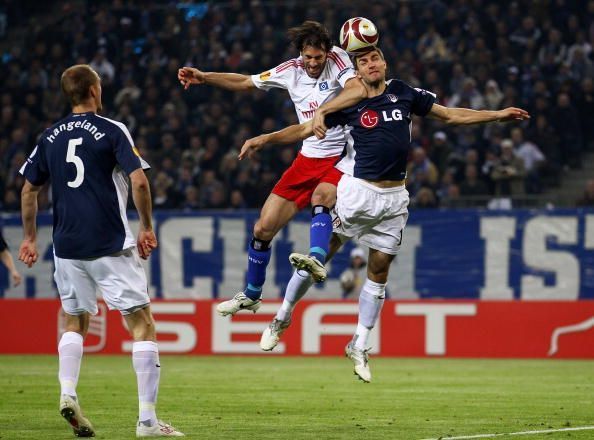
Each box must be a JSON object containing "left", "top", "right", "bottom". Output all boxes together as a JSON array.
[
  {"left": 238, "top": 48, "right": 529, "bottom": 382},
  {"left": 178, "top": 21, "right": 367, "bottom": 315},
  {"left": 19, "top": 65, "right": 183, "bottom": 437}
]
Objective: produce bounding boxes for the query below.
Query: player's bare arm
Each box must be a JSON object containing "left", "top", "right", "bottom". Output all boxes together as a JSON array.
[
  {"left": 427, "top": 103, "right": 530, "bottom": 125},
  {"left": 19, "top": 180, "right": 42, "bottom": 268},
  {"left": 313, "top": 77, "right": 367, "bottom": 139},
  {"left": 130, "top": 168, "right": 157, "bottom": 259},
  {"left": 178, "top": 66, "right": 255, "bottom": 91},
  {"left": 238, "top": 121, "right": 314, "bottom": 160}
]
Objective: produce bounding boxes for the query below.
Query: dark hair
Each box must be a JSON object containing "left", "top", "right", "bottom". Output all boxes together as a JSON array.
[
  {"left": 353, "top": 47, "right": 385, "bottom": 69},
  {"left": 287, "top": 20, "right": 332, "bottom": 52},
  {"left": 60, "top": 64, "right": 100, "bottom": 106}
]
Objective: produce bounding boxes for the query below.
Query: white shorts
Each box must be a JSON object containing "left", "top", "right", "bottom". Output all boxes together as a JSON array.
[
  {"left": 332, "top": 175, "right": 409, "bottom": 255},
  {"left": 54, "top": 247, "right": 150, "bottom": 316}
]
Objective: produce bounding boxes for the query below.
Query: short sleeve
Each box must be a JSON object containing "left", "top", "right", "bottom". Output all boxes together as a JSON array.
[
  {"left": 251, "top": 59, "right": 298, "bottom": 91},
  {"left": 411, "top": 86, "right": 437, "bottom": 117},
  {"left": 325, "top": 110, "right": 348, "bottom": 128},
  {"left": 328, "top": 47, "right": 357, "bottom": 88},
  {"left": 19, "top": 140, "right": 49, "bottom": 186},
  {"left": 111, "top": 122, "right": 148, "bottom": 175}
]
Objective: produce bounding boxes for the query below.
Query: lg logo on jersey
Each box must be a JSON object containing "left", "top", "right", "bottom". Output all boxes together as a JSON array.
[{"left": 360, "top": 109, "right": 403, "bottom": 128}]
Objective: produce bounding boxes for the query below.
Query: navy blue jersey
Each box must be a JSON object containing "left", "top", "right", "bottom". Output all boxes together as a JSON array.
[
  {"left": 20, "top": 113, "right": 149, "bottom": 259},
  {"left": 327, "top": 79, "right": 436, "bottom": 181}
]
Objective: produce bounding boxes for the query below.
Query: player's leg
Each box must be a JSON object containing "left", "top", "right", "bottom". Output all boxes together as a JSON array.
[
  {"left": 345, "top": 248, "right": 393, "bottom": 373},
  {"left": 344, "top": 179, "right": 409, "bottom": 382},
  {"left": 289, "top": 165, "right": 342, "bottom": 282},
  {"left": 216, "top": 193, "right": 299, "bottom": 316},
  {"left": 124, "top": 306, "right": 183, "bottom": 437},
  {"left": 260, "top": 233, "right": 345, "bottom": 351},
  {"left": 54, "top": 255, "right": 96, "bottom": 437},
  {"left": 91, "top": 249, "right": 183, "bottom": 437}
]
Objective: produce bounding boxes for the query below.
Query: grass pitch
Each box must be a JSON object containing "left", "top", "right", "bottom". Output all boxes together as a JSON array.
[{"left": 0, "top": 356, "right": 592, "bottom": 439}]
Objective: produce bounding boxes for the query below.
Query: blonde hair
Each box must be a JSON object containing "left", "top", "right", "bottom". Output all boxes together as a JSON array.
[{"left": 60, "top": 64, "right": 100, "bottom": 106}]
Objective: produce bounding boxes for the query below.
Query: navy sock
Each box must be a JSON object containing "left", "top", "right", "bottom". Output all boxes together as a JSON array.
[
  {"left": 244, "top": 237, "right": 271, "bottom": 300},
  {"left": 309, "top": 205, "right": 332, "bottom": 264}
]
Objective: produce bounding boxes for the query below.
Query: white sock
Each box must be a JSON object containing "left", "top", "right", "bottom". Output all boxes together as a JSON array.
[
  {"left": 354, "top": 278, "right": 386, "bottom": 350},
  {"left": 132, "top": 341, "right": 160, "bottom": 426},
  {"left": 276, "top": 269, "right": 314, "bottom": 322},
  {"left": 58, "top": 331, "right": 84, "bottom": 398}
]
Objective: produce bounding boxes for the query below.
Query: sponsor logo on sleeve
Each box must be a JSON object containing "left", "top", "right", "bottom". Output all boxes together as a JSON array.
[
  {"left": 259, "top": 71, "right": 271, "bottom": 81},
  {"left": 132, "top": 146, "right": 140, "bottom": 157}
]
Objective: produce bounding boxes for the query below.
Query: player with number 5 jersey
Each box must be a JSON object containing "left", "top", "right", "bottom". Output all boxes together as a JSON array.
[{"left": 19, "top": 64, "right": 184, "bottom": 438}]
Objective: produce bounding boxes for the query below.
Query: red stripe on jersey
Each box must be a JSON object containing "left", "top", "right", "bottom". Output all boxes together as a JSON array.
[
  {"left": 276, "top": 60, "right": 298, "bottom": 73},
  {"left": 328, "top": 52, "right": 346, "bottom": 70}
]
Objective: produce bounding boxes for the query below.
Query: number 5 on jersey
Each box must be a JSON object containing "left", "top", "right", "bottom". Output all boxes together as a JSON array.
[{"left": 67, "top": 137, "right": 84, "bottom": 188}]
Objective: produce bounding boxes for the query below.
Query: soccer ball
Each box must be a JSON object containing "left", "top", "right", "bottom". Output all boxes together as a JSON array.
[{"left": 339, "top": 17, "right": 379, "bottom": 54}]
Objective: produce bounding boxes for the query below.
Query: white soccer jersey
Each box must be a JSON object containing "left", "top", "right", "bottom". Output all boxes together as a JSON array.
[{"left": 251, "top": 46, "right": 356, "bottom": 158}]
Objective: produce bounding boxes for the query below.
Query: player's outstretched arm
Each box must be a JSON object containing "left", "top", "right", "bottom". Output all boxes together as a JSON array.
[
  {"left": 178, "top": 66, "right": 255, "bottom": 91},
  {"left": 313, "top": 78, "right": 367, "bottom": 139},
  {"left": 19, "top": 180, "right": 41, "bottom": 268},
  {"left": 238, "top": 121, "right": 314, "bottom": 160},
  {"left": 130, "top": 169, "right": 157, "bottom": 259},
  {"left": 428, "top": 104, "right": 530, "bottom": 125}
]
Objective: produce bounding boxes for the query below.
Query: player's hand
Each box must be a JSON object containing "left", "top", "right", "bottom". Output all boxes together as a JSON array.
[
  {"left": 497, "top": 107, "right": 530, "bottom": 122},
  {"left": 137, "top": 229, "right": 158, "bottom": 259},
  {"left": 313, "top": 109, "right": 328, "bottom": 140},
  {"left": 18, "top": 239, "right": 38, "bottom": 268},
  {"left": 238, "top": 135, "right": 267, "bottom": 160},
  {"left": 11, "top": 270, "right": 22, "bottom": 287},
  {"left": 177, "top": 67, "right": 206, "bottom": 90}
]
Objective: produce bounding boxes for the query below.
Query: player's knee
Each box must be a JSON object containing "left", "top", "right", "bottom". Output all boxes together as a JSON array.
[
  {"left": 311, "top": 191, "right": 335, "bottom": 207},
  {"left": 253, "top": 218, "right": 276, "bottom": 241}
]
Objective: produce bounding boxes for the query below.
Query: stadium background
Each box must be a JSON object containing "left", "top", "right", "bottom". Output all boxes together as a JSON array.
[{"left": 0, "top": 0, "right": 593, "bottom": 357}]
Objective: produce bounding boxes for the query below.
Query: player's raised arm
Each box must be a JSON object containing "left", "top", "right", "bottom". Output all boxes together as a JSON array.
[
  {"left": 238, "top": 121, "right": 314, "bottom": 160},
  {"left": 178, "top": 66, "right": 255, "bottom": 91},
  {"left": 313, "top": 77, "right": 367, "bottom": 139},
  {"left": 19, "top": 180, "right": 43, "bottom": 268},
  {"left": 427, "top": 103, "right": 530, "bottom": 125}
]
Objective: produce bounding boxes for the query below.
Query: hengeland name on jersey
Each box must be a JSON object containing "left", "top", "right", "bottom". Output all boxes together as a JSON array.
[{"left": 46, "top": 119, "right": 105, "bottom": 143}]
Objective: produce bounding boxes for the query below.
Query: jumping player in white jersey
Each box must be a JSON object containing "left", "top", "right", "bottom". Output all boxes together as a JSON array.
[
  {"left": 177, "top": 21, "right": 366, "bottom": 315},
  {"left": 238, "top": 48, "right": 529, "bottom": 382},
  {"left": 18, "top": 65, "right": 184, "bottom": 437}
]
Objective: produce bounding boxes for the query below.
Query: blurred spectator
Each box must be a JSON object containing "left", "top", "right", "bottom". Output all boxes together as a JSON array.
[
  {"left": 428, "top": 131, "right": 452, "bottom": 175},
  {"left": 339, "top": 247, "right": 367, "bottom": 299},
  {"left": 576, "top": 179, "right": 594, "bottom": 207},
  {"left": 406, "top": 147, "right": 439, "bottom": 197},
  {"left": 491, "top": 139, "right": 526, "bottom": 198},
  {"left": 459, "top": 164, "right": 489, "bottom": 203},
  {"left": 0, "top": 0, "right": 590, "bottom": 210},
  {"left": 413, "top": 187, "right": 438, "bottom": 209},
  {"left": 510, "top": 127, "right": 545, "bottom": 193}
]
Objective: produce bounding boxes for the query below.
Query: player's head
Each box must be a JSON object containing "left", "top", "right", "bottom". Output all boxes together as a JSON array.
[
  {"left": 61, "top": 64, "right": 102, "bottom": 112},
  {"left": 287, "top": 20, "right": 332, "bottom": 78},
  {"left": 353, "top": 48, "right": 387, "bottom": 88}
]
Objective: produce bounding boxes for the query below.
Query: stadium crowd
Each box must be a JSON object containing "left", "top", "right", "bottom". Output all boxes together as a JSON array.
[{"left": 0, "top": 0, "right": 593, "bottom": 211}]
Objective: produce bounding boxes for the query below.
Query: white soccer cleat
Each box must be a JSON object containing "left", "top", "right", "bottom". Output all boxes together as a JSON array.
[
  {"left": 216, "top": 291, "right": 262, "bottom": 316},
  {"left": 136, "top": 420, "right": 185, "bottom": 437},
  {"left": 59, "top": 395, "right": 95, "bottom": 437},
  {"left": 260, "top": 318, "right": 291, "bottom": 351},
  {"left": 289, "top": 253, "right": 327, "bottom": 282},
  {"left": 345, "top": 341, "right": 372, "bottom": 383}
]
